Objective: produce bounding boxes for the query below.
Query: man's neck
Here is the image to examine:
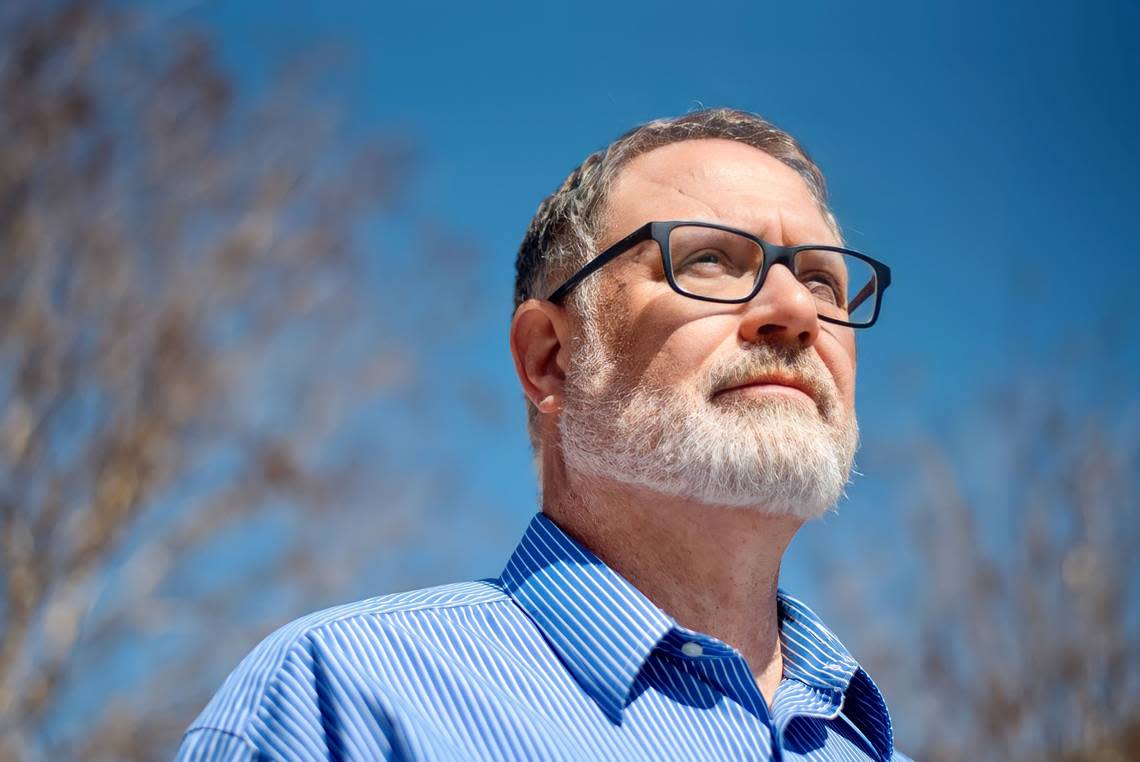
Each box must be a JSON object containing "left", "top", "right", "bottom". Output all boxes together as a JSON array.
[{"left": 542, "top": 462, "right": 803, "bottom": 708}]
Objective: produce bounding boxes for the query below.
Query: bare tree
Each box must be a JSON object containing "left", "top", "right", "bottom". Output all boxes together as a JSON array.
[
  {"left": 829, "top": 373, "right": 1140, "bottom": 761},
  {"left": 0, "top": 2, "right": 476, "bottom": 759}
]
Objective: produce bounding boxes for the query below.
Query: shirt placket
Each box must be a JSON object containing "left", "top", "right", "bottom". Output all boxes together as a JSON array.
[{"left": 663, "top": 632, "right": 786, "bottom": 760}]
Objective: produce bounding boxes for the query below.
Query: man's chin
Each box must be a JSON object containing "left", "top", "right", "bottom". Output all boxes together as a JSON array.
[{"left": 561, "top": 376, "right": 857, "bottom": 520}]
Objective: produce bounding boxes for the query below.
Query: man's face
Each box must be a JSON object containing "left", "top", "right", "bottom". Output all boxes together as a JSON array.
[{"left": 557, "top": 138, "right": 859, "bottom": 518}]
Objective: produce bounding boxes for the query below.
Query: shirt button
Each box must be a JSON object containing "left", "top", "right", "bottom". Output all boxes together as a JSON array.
[{"left": 681, "top": 641, "right": 704, "bottom": 657}]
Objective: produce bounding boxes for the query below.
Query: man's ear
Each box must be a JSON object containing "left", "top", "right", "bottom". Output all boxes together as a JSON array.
[{"left": 510, "top": 299, "right": 570, "bottom": 413}]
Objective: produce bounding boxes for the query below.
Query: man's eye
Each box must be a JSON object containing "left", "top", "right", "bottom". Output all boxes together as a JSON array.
[
  {"left": 676, "top": 248, "right": 733, "bottom": 274},
  {"left": 801, "top": 274, "right": 843, "bottom": 305}
]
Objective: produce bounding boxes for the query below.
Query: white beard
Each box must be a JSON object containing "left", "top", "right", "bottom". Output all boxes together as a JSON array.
[{"left": 558, "top": 319, "right": 859, "bottom": 519}]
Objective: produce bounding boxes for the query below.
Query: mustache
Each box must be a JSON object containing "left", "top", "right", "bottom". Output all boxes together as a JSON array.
[{"left": 705, "top": 344, "right": 840, "bottom": 418}]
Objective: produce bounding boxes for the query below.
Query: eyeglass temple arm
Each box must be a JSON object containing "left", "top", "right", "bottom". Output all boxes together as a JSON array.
[
  {"left": 848, "top": 280, "right": 875, "bottom": 313},
  {"left": 547, "top": 224, "right": 654, "bottom": 304}
]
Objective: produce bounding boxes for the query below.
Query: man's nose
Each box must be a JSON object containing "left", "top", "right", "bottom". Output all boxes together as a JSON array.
[{"left": 736, "top": 264, "right": 821, "bottom": 348}]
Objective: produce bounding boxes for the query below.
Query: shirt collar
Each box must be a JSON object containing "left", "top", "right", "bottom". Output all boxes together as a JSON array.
[
  {"left": 499, "top": 511, "right": 893, "bottom": 756},
  {"left": 499, "top": 512, "right": 674, "bottom": 723},
  {"left": 776, "top": 591, "right": 859, "bottom": 692},
  {"left": 775, "top": 591, "right": 896, "bottom": 760}
]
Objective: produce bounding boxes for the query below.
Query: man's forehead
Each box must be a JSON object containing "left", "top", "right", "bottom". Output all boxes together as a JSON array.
[{"left": 602, "top": 138, "right": 831, "bottom": 244}]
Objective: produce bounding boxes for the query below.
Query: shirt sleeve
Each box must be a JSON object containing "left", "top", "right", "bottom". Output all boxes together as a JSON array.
[{"left": 176, "top": 624, "right": 406, "bottom": 761}]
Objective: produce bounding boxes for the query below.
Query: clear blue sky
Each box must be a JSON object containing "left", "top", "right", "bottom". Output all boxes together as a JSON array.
[{"left": 191, "top": 0, "right": 1138, "bottom": 646}]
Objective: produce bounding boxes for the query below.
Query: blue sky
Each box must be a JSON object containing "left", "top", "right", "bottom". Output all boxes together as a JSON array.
[
  {"left": 98, "top": 0, "right": 1140, "bottom": 751},
  {"left": 183, "top": 0, "right": 1140, "bottom": 671},
  {"left": 188, "top": 0, "right": 1140, "bottom": 579}
]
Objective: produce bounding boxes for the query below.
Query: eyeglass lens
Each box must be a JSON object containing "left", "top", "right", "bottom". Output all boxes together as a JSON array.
[{"left": 666, "top": 225, "right": 879, "bottom": 325}]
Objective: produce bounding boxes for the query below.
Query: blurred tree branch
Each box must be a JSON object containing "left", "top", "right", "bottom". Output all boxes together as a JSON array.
[
  {"left": 0, "top": 2, "right": 464, "bottom": 759},
  {"left": 830, "top": 374, "right": 1139, "bottom": 761}
]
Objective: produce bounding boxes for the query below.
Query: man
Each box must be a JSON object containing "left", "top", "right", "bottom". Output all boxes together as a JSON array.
[{"left": 177, "top": 108, "right": 906, "bottom": 761}]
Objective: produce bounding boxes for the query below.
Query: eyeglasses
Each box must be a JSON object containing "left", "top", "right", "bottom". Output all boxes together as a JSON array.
[{"left": 547, "top": 220, "right": 892, "bottom": 328}]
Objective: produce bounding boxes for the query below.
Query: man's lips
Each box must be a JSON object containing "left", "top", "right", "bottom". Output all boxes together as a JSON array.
[{"left": 713, "top": 375, "right": 817, "bottom": 405}]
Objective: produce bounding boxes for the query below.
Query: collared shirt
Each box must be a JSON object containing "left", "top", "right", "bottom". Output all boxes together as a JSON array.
[{"left": 178, "top": 512, "right": 910, "bottom": 761}]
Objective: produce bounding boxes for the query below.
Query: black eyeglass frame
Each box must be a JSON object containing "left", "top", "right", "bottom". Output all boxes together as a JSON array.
[{"left": 547, "top": 220, "right": 892, "bottom": 328}]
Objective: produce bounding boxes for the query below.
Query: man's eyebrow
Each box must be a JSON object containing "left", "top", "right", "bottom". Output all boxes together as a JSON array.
[
  {"left": 628, "top": 240, "right": 667, "bottom": 270},
  {"left": 630, "top": 240, "right": 658, "bottom": 257}
]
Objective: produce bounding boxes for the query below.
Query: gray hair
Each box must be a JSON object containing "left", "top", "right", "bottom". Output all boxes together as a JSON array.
[{"left": 512, "top": 107, "right": 840, "bottom": 451}]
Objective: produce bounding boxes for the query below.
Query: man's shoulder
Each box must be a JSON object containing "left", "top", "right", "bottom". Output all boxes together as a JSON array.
[
  {"left": 301, "top": 577, "right": 511, "bottom": 627},
  {"left": 182, "top": 578, "right": 512, "bottom": 746},
  {"left": 248, "top": 577, "right": 512, "bottom": 657}
]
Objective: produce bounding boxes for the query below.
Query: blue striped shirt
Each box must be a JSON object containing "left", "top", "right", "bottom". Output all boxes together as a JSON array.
[{"left": 178, "top": 512, "right": 909, "bottom": 760}]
